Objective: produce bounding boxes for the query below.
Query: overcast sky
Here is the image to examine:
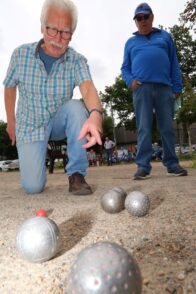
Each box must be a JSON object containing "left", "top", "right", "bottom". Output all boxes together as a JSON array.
[{"left": 0, "top": 0, "right": 187, "bottom": 121}]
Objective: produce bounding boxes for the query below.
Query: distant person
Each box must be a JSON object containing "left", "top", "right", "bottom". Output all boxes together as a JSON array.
[
  {"left": 128, "top": 144, "right": 136, "bottom": 161},
  {"left": 121, "top": 2, "right": 187, "bottom": 180},
  {"left": 152, "top": 143, "right": 162, "bottom": 161},
  {"left": 121, "top": 148, "right": 128, "bottom": 162},
  {"left": 104, "top": 137, "right": 115, "bottom": 166},
  {"left": 88, "top": 149, "right": 97, "bottom": 166},
  {"left": 3, "top": 0, "right": 103, "bottom": 195}
]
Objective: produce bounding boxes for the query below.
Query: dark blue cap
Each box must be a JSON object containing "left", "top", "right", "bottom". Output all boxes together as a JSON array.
[{"left": 133, "top": 3, "right": 152, "bottom": 19}]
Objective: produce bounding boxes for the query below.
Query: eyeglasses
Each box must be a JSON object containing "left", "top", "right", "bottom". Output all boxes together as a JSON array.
[
  {"left": 135, "top": 14, "right": 150, "bottom": 22},
  {"left": 45, "top": 26, "right": 72, "bottom": 40}
]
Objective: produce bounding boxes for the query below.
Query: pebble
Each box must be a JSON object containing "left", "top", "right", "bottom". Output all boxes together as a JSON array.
[
  {"left": 185, "top": 262, "right": 195, "bottom": 273},
  {"left": 143, "top": 278, "right": 150, "bottom": 285},
  {"left": 177, "top": 271, "right": 186, "bottom": 280}
]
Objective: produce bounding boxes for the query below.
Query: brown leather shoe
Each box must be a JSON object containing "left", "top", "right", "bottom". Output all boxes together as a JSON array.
[{"left": 68, "top": 172, "right": 92, "bottom": 195}]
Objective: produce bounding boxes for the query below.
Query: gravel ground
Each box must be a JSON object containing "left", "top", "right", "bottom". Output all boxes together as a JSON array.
[{"left": 0, "top": 161, "right": 195, "bottom": 294}]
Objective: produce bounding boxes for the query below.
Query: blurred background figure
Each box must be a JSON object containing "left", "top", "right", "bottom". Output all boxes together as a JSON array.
[
  {"left": 104, "top": 137, "right": 115, "bottom": 166},
  {"left": 152, "top": 142, "right": 162, "bottom": 161},
  {"left": 87, "top": 149, "right": 97, "bottom": 166}
]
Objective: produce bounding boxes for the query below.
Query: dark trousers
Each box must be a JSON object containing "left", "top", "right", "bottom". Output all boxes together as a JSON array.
[{"left": 106, "top": 148, "right": 113, "bottom": 165}]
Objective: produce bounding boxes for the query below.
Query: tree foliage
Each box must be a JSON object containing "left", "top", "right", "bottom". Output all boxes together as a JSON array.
[
  {"left": 169, "top": 25, "right": 196, "bottom": 86},
  {"left": 100, "top": 75, "right": 134, "bottom": 128},
  {"left": 180, "top": 0, "right": 196, "bottom": 32},
  {"left": 169, "top": 23, "right": 196, "bottom": 147},
  {"left": 176, "top": 79, "right": 196, "bottom": 125},
  {"left": 0, "top": 121, "right": 18, "bottom": 159},
  {"left": 102, "top": 115, "right": 114, "bottom": 140},
  {"left": 175, "top": 78, "right": 196, "bottom": 152}
]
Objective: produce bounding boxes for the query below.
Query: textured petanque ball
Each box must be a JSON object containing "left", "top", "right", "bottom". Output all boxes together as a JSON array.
[
  {"left": 101, "top": 189, "right": 126, "bottom": 214},
  {"left": 125, "top": 191, "right": 150, "bottom": 217},
  {"left": 67, "top": 241, "right": 142, "bottom": 294},
  {"left": 112, "top": 186, "right": 127, "bottom": 198},
  {"left": 16, "top": 216, "right": 61, "bottom": 263}
]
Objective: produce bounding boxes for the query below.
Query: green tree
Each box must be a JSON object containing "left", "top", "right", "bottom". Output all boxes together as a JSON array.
[
  {"left": 0, "top": 121, "right": 18, "bottom": 159},
  {"left": 176, "top": 79, "right": 196, "bottom": 154},
  {"left": 102, "top": 114, "right": 115, "bottom": 140},
  {"left": 169, "top": 25, "right": 196, "bottom": 86},
  {"left": 169, "top": 24, "right": 196, "bottom": 150},
  {"left": 100, "top": 75, "right": 134, "bottom": 128},
  {"left": 180, "top": 0, "right": 196, "bottom": 32}
]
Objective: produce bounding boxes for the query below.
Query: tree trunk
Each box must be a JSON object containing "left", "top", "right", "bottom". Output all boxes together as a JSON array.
[{"left": 187, "top": 125, "right": 193, "bottom": 156}]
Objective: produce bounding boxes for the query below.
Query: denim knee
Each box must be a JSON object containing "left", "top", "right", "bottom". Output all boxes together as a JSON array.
[
  {"left": 65, "top": 99, "right": 88, "bottom": 120},
  {"left": 21, "top": 178, "right": 46, "bottom": 195}
]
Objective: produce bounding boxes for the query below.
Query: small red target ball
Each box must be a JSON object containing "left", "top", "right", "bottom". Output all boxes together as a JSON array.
[{"left": 36, "top": 209, "right": 47, "bottom": 217}]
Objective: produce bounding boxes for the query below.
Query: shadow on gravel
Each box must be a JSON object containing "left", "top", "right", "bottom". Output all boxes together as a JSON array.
[
  {"left": 149, "top": 189, "right": 165, "bottom": 211},
  {"left": 57, "top": 211, "right": 94, "bottom": 255}
]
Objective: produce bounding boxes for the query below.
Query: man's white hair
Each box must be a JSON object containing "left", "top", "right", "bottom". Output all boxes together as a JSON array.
[{"left": 40, "top": 0, "right": 78, "bottom": 33}]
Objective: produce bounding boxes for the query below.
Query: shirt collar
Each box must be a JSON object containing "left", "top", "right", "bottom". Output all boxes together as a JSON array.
[
  {"left": 133, "top": 27, "right": 161, "bottom": 36},
  {"left": 34, "top": 39, "right": 69, "bottom": 62}
]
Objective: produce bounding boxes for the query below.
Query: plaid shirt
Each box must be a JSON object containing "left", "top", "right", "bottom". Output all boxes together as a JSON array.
[{"left": 3, "top": 39, "right": 92, "bottom": 143}]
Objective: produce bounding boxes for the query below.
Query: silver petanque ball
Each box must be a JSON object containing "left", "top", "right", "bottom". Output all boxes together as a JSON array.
[
  {"left": 16, "top": 216, "right": 61, "bottom": 263},
  {"left": 101, "top": 189, "right": 126, "bottom": 214},
  {"left": 67, "top": 241, "right": 142, "bottom": 294},
  {"left": 112, "top": 186, "right": 127, "bottom": 198},
  {"left": 125, "top": 191, "right": 150, "bottom": 217}
]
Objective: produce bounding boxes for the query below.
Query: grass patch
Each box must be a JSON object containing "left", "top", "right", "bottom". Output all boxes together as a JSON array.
[
  {"left": 177, "top": 153, "right": 196, "bottom": 168},
  {"left": 191, "top": 160, "right": 196, "bottom": 168},
  {"left": 178, "top": 153, "right": 196, "bottom": 161},
  {"left": 178, "top": 154, "right": 193, "bottom": 161}
]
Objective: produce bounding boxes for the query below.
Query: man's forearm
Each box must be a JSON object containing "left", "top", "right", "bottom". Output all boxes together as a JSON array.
[{"left": 80, "top": 80, "right": 102, "bottom": 112}]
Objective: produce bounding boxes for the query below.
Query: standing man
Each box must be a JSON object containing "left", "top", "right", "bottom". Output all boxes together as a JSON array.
[
  {"left": 121, "top": 3, "right": 187, "bottom": 180},
  {"left": 3, "top": 0, "right": 103, "bottom": 195},
  {"left": 104, "top": 137, "right": 115, "bottom": 166}
]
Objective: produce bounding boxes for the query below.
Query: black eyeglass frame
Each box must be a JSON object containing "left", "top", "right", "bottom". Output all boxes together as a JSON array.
[
  {"left": 45, "top": 25, "right": 72, "bottom": 40},
  {"left": 135, "top": 14, "right": 151, "bottom": 22}
]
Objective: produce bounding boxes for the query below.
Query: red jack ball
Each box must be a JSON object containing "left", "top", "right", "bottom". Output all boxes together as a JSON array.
[{"left": 36, "top": 209, "right": 47, "bottom": 217}]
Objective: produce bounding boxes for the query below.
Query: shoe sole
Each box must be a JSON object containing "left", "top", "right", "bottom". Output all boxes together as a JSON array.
[
  {"left": 133, "top": 175, "right": 151, "bottom": 180},
  {"left": 69, "top": 189, "right": 93, "bottom": 195},
  {"left": 167, "top": 172, "right": 188, "bottom": 177}
]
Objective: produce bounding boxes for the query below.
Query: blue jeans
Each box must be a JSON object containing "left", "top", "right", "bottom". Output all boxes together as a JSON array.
[
  {"left": 105, "top": 148, "right": 113, "bottom": 165},
  {"left": 133, "top": 83, "right": 179, "bottom": 173},
  {"left": 17, "top": 100, "right": 89, "bottom": 194}
]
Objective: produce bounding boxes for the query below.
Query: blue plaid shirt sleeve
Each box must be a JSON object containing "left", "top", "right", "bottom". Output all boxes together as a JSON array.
[
  {"left": 3, "top": 48, "right": 19, "bottom": 87},
  {"left": 74, "top": 55, "right": 92, "bottom": 86}
]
